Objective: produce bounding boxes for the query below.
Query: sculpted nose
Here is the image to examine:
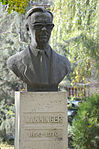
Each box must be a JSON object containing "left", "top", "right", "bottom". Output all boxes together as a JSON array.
[{"left": 42, "top": 27, "right": 47, "bottom": 31}]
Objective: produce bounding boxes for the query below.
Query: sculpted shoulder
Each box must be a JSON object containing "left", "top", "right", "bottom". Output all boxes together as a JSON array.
[
  {"left": 52, "top": 50, "right": 71, "bottom": 74},
  {"left": 7, "top": 51, "right": 22, "bottom": 70},
  {"left": 7, "top": 47, "right": 29, "bottom": 80},
  {"left": 7, "top": 47, "right": 28, "bottom": 70}
]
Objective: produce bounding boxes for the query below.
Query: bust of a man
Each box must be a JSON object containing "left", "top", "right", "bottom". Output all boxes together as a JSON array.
[{"left": 7, "top": 6, "right": 71, "bottom": 91}]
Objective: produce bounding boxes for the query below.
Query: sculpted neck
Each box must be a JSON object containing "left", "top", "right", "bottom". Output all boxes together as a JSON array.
[{"left": 30, "top": 42, "right": 49, "bottom": 51}]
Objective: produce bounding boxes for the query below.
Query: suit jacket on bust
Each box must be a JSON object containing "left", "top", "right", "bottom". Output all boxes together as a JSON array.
[{"left": 7, "top": 46, "right": 70, "bottom": 91}]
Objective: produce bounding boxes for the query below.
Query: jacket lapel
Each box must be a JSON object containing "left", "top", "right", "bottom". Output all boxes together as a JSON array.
[{"left": 22, "top": 47, "right": 38, "bottom": 83}]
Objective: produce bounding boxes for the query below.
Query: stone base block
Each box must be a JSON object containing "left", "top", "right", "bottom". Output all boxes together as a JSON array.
[{"left": 15, "top": 92, "right": 68, "bottom": 149}]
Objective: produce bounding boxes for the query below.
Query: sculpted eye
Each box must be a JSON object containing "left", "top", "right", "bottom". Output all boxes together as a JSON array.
[
  {"left": 34, "top": 25, "right": 43, "bottom": 29},
  {"left": 31, "top": 23, "right": 54, "bottom": 30},
  {"left": 47, "top": 24, "right": 54, "bottom": 30}
]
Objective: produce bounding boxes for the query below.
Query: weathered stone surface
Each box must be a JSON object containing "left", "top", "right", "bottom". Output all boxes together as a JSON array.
[{"left": 15, "top": 92, "right": 68, "bottom": 149}]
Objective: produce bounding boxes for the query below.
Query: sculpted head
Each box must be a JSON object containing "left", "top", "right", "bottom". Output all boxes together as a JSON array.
[{"left": 25, "top": 7, "right": 54, "bottom": 49}]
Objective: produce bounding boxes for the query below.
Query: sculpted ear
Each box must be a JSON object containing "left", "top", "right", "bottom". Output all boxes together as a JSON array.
[{"left": 25, "top": 24, "right": 29, "bottom": 31}]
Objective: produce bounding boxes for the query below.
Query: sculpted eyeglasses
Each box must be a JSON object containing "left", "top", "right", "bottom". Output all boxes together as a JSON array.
[{"left": 30, "top": 23, "right": 54, "bottom": 30}]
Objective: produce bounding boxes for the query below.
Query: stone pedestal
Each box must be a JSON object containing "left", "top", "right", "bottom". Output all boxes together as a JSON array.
[{"left": 15, "top": 92, "right": 68, "bottom": 149}]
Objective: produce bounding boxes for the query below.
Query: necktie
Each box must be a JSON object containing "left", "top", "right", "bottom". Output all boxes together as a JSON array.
[{"left": 38, "top": 51, "right": 48, "bottom": 83}]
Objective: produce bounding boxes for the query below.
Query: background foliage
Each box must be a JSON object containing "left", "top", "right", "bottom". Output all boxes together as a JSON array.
[
  {"left": 0, "top": 5, "right": 22, "bottom": 143},
  {"left": 0, "top": 0, "right": 28, "bottom": 13},
  {"left": 51, "top": 0, "right": 99, "bottom": 89},
  {"left": 72, "top": 94, "right": 99, "bottom": 149},
  {"left": 0, "top": 5, "right": 26, "bottom": 104},
  {"left": 0, "top": 0, "right": 50, "bottom": 13},
  {"left": 0, "top": 99, "right": 15, "bottom": 144}
]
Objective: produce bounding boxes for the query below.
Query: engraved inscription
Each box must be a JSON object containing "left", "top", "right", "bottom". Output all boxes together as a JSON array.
[
  {"left": 23, "top": 113, "right": 64, "bottom": 124},
  {"left": 24, "top": 129, "right": 63, "bottom": 141}
]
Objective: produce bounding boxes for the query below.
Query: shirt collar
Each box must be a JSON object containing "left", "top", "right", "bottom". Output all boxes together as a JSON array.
[{"left": 30, "top": 45, "right": 51, "bottom": 58}]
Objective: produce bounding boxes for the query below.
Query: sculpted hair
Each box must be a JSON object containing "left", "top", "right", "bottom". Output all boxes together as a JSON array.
[{"left": 25, "top": 6, "right": 53, "bottom": 31}]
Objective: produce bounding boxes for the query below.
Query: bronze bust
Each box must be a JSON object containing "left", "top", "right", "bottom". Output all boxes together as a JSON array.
[{"left": 7, "top": 6, "right": 71, "bottom": 91}]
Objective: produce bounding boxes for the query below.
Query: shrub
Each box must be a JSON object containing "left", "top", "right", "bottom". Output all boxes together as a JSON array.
[
  {"left": 0, "top": 99, "right": 15, "bottom": 144},
  {"left": 72, "top": 94, "right": 99, "bottom": 149}
]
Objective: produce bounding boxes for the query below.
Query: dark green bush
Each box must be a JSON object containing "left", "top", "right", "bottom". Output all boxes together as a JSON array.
[{"left": 72, "top": 94, "right": 99, "bottom": 149}]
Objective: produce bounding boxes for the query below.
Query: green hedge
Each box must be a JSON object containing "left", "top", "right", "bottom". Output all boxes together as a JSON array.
[{"left": 72, "top": 94, "right": 99, "bottom": 149}]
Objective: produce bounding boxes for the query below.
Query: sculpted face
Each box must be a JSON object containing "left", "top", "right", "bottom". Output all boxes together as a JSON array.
[{"left": 28, "top": 12, "right": 54, "bottom": 49}]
